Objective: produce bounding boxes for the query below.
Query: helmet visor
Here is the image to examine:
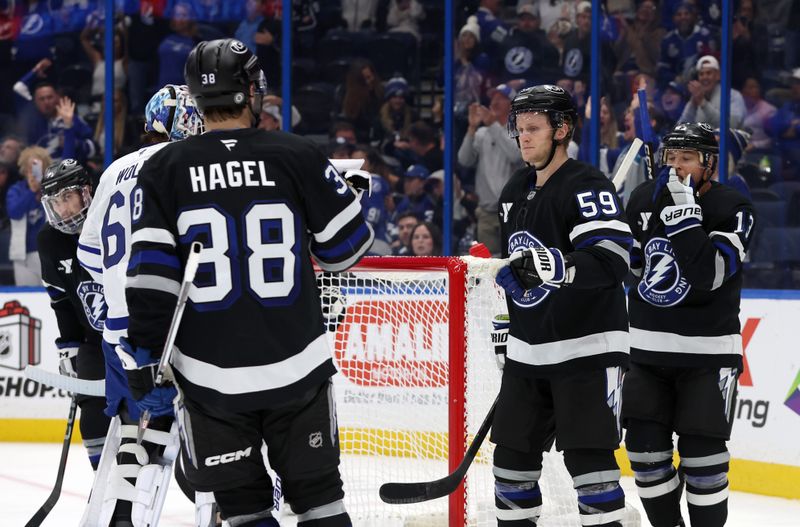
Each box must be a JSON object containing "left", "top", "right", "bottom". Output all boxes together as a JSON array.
[{"left": 42, "top": 185, "right": 92, "bottom": 235}]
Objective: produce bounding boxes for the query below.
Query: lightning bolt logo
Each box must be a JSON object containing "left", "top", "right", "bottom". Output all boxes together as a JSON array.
[
  {"left": 643, "top": 254, "right": 674, "bottom": 293},
  {"left": 77, "top": 281, "right": 107, "bottom": 331},
  {"left": 90, "top": 295, "right": 107, "bottom": 323},
  {"left": 606, "top": 367, "right": 623, "bottom": 438},
  {"left": 638, "top": 237, "right": 691, "bottom": 307}
]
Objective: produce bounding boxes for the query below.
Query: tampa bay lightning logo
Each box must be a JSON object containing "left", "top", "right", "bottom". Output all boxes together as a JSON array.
[
  {"left": 638, "top": 237, "right": 691, "bottom": 307},
  {"left": 507, "top": 231, "right": 557, "bottom": 308},
  {"left": 564, "top": 48, "right": 584, "bottom": 77},
  {"left": 77, "top": 281, "right": 107, "bottom": 331},
  {"left": 504, "top": 46, "right": 533, "bottom": 75}
]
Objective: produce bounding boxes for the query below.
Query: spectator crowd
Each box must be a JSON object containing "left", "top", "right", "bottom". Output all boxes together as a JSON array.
[{"left": 0, "top": 0, "right": 798, "bottom": 287}]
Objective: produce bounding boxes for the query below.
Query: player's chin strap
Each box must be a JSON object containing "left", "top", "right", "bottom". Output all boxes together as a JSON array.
[
  {"left": 249, "top": 92, "right": 263, "bottom": 128},
  {"left": 533, "top": 129, "right": 560, "bottom": 171},
  {"left": 696, "top": 154, "right": 717, "bottom": 197}
]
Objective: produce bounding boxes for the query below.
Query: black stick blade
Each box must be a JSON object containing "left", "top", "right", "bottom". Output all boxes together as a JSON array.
[
  {"left": 379, "top": 396, "right": 499, "bottom": 505},
  {"left": 379, "top": 475, "right": 460, "bottom": 504}
]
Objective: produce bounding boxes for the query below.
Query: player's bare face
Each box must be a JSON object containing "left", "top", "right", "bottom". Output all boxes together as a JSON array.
[
  {"left": 52, "top": 188, "right": 84, "bottom": 218},
  {"left": 515, "top": 112, "right": 554, "bottom": 165},
  {"left": 665, "top": 149, "right": 704, "bottom": 185}
]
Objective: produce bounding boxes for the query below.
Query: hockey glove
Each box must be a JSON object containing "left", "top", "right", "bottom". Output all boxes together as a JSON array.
[
  {"left": 660, "top": 170, "right": 703, "bottom": 236},
  {"left": 116, "top": 337, "right": 177, "bottom": 418},
  {"left": 57, "top": 343, "right": 79, "bottom": 378},
  {"left": 664, "top": 168, "right": 695, "bottom": 206},
  {"left": 509, "top": 247, "right": 568, "bottom": 288},
  {"left": 495, "top": 265, "right": 528, "bottom": 302},
  {"left": 343, "top": 169, "right": 372, "bottom": 197},
  {"left": 491, "top": 314, "right": 510, "bottom": 370}
]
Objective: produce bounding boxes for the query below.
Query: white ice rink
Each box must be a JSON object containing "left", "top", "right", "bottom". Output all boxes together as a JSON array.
[{"left": 2, "top": 442, "right": 799, "bottom": 526}]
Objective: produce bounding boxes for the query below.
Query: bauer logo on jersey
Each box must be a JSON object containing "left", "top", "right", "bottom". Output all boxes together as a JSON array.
[
  {"left": 638, "top": 237, "right": 691, "bottom": 307},
  {"left": 77, "top": 281, "right": 107, "bottom": 331},
  {"left": 507, "top": 231, "right": 557, "bottom": 308}
]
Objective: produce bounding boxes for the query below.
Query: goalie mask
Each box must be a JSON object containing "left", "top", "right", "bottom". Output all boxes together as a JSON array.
[
  {"left": 41, "top": 158, "right": 92, "bottom": 235},
  {"left": 507, "top": 85, "right": 577, "bottom": 170},
  {"left": 144, "top": 84, "right": 204, "bottom": 141}
]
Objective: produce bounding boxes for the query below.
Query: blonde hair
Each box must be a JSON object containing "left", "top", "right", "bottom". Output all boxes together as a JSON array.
[{"left": 18, "top": 146, "right": 52, "bottom": 176}]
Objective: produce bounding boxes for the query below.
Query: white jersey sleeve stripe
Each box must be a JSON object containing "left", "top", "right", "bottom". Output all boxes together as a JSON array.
[
  {"left": 569, "top": 219, "right": 631, "bottom": 242},
  {"left": 313, "top": 198, "right": 362, "bottom": 244},
  {"left": 314, "top": 224, "right": 374, "bottom": 272},
  {"left": 126, "top": 275, "right": 180, "bottom": 296},
  {"left": 171, "top": 333, "right": 331, "bottom": 393},
  {"left": 131, "top": 228, "right": 177, "bottom": 247},
  {"left": 709, "top": 230, "right": 746, "bottom": 262}
]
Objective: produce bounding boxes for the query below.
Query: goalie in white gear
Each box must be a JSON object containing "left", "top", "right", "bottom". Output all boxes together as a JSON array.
[{"left": 77, "top": 84, "right": 212, "bottom": 527}]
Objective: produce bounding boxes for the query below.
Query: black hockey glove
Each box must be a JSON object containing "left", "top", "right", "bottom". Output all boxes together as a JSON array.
[
  {"left": 508, "top": 247, "right": 569, "bottom": 289},
  {"left": 116, "top": 337, "right": 177, "bottom": 418}
]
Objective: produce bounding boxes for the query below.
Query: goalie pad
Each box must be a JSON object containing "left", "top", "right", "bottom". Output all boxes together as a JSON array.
[{"left": 81, "top": 420, "right": 180, "bottom": 527}]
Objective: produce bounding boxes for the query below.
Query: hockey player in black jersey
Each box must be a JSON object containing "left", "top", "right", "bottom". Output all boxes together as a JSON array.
[
  {"left": 122, "top": 39, "right": 373, "bottom": 527},
  {"left": 623, "top": 122, "right": 755, "bottom": 527},
  {"left": 38, "top": 158, "right": 111, "bottom": 469},
  {"left": 491, "top": 85, "right": 633, "bottom": 526}
]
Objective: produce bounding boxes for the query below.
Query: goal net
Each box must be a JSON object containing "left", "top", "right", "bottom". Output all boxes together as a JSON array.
[{"left": 316, "top": 256, "right": 640, "bottom": 527}]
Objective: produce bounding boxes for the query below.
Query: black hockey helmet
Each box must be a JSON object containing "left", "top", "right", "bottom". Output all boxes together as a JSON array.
[
  {"left": 660, "top": 122, "right": 718, "bottom": 172},
  {"left": 508, "top": 84, "right": 577, "bottom": 170},
  {"left": 184, "top": 38, "right": 267, "bottom": 116},
  {"left": 507, "top": 84, "right": 577, "bottom": 140},
  {"left": 41, "top": 158, "right": 93, "bottom": 235}
]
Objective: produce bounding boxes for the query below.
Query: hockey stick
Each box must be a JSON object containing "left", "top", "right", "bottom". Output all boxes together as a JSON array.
[
  {"left": 25, "top": 396, "right": 78, "bottom": 527},
  {"left": 379, "top": 395, "right": 498, "bottom": 504},
  {"left": 25, "top": 365, "right": 106, "bottom": 397},
  {"left": 612, "top": 137, "right": 644, "bottom": 192},
  {"left": 137, "top": 241, "right": 203, "bottom": 444},
  {"left": 637, "top": 87, "right": 656, "bottom": 181}
]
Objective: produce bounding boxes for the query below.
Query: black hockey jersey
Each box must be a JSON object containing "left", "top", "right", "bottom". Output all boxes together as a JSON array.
[
  {"left": 498, "top": 158, "right": 632, "bottom": 376},
  {"left": 626, "top": 180, "right": 755, "bottom": 370},
  {"left": 126, "top": 128, "right": 373, "bottom": 411},
  {"left": 38, "top": 225, "right": 105, "bottom": 351}
]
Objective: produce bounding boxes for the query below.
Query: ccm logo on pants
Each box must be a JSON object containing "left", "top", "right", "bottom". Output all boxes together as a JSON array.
[{"left": 204, "top": 447, "right": 253, "bottom": 466}]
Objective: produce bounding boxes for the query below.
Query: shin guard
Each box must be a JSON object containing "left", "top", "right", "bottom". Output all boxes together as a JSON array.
[{"left": 678, "top": 435, "right": 730, "bottom": 527}]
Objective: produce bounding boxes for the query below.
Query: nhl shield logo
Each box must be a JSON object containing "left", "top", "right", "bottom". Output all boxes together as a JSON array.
[
  {"left": 638, "top": 237, "right": 691, "bottom": 307},
  {"left": 77, "top": 281, "right": 107, "bottom": 331},
  {"left": 506, "top": 231, "right": 557, "bottom": 308},
  {"left": 309, "top": 431, "right": 323, "bottom": 448}
]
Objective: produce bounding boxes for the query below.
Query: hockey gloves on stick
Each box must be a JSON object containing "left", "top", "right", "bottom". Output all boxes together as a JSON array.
[
  {"left": 496, "top": 248, "right": 569, "bottom": 299},
  {"left": 491, "top": 314, "right": 509, "bottom": 370},
  {"left": 659, "top": 169, "right": 703, "bottom": 236},
  {"left": 56, "top": 342, "right": 79, "bottom": 377},
  {"left": 56, "top": 343, "right": 79, "bottom": 378},
  {"left": 343, "top": 169, "right": 372, "bottom": 197},
  {"left": 116, "top": 337, "right": 177, "bottom": 418},
  {"left": 510, "top": 247, "right": 568, "bottom": 288}
]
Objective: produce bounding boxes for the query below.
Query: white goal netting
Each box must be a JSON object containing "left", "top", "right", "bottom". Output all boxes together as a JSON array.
[{"left": 316, "top": 256, "right": 640, "bottom": 527}]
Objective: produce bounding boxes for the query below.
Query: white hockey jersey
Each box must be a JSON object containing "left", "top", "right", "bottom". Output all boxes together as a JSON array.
[{"left": 78, "top": 142, "right": 171, "bottom": 345}]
